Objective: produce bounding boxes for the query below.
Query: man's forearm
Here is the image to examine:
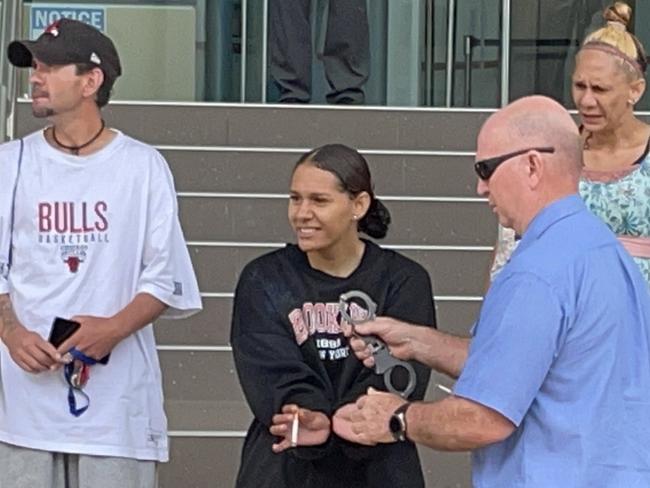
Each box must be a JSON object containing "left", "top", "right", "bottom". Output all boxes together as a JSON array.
[
  {"left": 111, "top": 292, "right": 167, "bottom": 340},
  {"left": 406, "top": 396, "right": 515, "bottom": 451},
  {"left": 0, "top": 294, "right": 23, "bottom": 342},
  {"left": 57, "top": 293, "right": 168, "bottom": 360},
  {"left": 411, "top": 327, "right": 470, "bottom": 379}
]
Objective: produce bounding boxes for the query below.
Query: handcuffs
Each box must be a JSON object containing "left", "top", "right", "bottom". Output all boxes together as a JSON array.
[{"left": 339, "top": 290, "right": 417, "bottom": 398}]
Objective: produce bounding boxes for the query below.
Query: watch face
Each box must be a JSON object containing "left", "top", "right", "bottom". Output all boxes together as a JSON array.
[
  {"left": 389, "top": 403, "right": 410, "bottom": 442},
  {"left": 389, "top": 414, "right": 402, "bottom": 434},
  {"left": 389, "top": 413, "right": 406, "bottom": 441}
]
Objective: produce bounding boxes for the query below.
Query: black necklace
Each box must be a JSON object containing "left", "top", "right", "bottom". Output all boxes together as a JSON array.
[{"left": 52, "top": 119, "right": 106, "bottom": 155}]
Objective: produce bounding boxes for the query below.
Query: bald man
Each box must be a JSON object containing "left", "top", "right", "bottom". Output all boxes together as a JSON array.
[{"left": 337, "top": 96, "right": 650, "bottom": 486}]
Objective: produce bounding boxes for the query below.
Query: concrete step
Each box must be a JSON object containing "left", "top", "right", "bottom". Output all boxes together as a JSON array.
[
  {"left": 179, "top": 197, "right": 495, "bottom": 245},
  {"left": 164, "top": 149, "right": 479, "bottom": 197},
  {"left": 16, "top": 101, "right": 493, "bottom": 150},
  {"left": 187, "top": 245, "right": 492, "bottom": 297}
]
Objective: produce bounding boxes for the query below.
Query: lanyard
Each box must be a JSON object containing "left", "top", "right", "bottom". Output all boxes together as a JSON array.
[
  {"left": 3, "top": 138, "right": 24, "bottom": 278},
  {"left": 63, "top": 348, "right": 100, "bottom": 417}
]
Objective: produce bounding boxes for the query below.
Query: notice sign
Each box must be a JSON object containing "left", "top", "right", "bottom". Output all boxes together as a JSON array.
[{"left": 30, "top": 4, "right": 106, "bottom": 39}]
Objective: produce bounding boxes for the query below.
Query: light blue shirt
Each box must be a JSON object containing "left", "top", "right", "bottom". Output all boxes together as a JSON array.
[{"left": 454, "top": 195, "right": 650, "bottom": 487}]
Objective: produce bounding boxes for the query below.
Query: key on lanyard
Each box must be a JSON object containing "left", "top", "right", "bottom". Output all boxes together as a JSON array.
[
  {"left": 63, "top": 348, "right": 98, "bottom": 417},
  {"left": 339, "top": 290, "right": 417, "bottom": 398},
  {"left": 70, "top": 361, "right": 90, "bottom": 388}
]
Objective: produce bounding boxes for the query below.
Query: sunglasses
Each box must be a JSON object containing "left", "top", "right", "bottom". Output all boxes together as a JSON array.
[{"left": 474, "top": 147, "right": 555, "bottom": 180}]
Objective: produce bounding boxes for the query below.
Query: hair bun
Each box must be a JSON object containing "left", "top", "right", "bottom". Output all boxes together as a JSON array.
[
  {"left": 582, "top": 2, "right": 646, "bottom": 77},
  {"left": 604, "top": 2, "right": 631, "bottom": 29},
  {"left": 358, "top": 198, "right": 391, "bottom": 239}
]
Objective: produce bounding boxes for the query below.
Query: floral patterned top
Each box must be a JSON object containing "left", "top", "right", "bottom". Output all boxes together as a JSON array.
[{"left": 491, "top": 156, "right": 650, "bottom": 285}]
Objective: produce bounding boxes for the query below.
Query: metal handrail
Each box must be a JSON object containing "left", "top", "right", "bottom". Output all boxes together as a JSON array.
[
  {"left": 424, "top": 0, "right": 434, "bottom": 106},
  {"left": 261, "top": 0, "right": 268, "bottom": 103},
  {"left": 444, "top": 0, "right": 456, "bottom": 107},
  {"left": 463, "top": 34, "right": 475, "bottom": 107},
  {"left": 240, "top": 0, "right": 248, "bottom": 102},
  {"left": 500, "top": 0, "right": 510, "bottom": 107},
  {"left": 446, "top": 0, "right": 511, "bottom": 108}
]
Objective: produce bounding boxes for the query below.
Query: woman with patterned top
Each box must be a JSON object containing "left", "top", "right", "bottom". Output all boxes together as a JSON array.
[{"left": 491, "top": 2, "right": 650, "bottom": 285}]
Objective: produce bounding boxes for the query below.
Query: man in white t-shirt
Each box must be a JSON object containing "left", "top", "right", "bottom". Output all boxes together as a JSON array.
[{"left": 0, "top": 19, "right": 202, "bottom": 488}]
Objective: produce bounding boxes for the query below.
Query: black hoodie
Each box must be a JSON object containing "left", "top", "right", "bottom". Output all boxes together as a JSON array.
[{"left": 231, "top": 240, "right": 436, "bottom": 488}]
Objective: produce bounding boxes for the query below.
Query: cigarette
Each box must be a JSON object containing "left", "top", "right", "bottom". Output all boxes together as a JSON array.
[{"left": 290, "top": 412, "right": 299, "bottom": 447}]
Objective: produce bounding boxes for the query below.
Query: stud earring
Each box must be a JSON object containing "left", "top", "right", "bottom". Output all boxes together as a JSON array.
[{"left": 353, "top": 215, "right": 359, "bottom": 220}]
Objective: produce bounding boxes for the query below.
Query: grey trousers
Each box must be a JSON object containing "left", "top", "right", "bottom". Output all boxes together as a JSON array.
[
  {"left": 269, "top": 0, "right": 370, "bottom": 103},
  {"left": 0, "top": 442, "right": 157, "bottom": 488}
]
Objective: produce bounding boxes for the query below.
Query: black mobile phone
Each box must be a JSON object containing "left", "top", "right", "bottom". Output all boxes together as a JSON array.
[
  {"left": 48, "top": 317, "right": 80, "bottom": 348},
  {"left": 48, "top": 317, "right": 110, "bottom": 365}
]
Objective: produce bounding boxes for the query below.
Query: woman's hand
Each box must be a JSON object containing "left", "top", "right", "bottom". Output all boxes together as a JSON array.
[{"left": 270, "top": 404, "right": 331, "bottom": 453}]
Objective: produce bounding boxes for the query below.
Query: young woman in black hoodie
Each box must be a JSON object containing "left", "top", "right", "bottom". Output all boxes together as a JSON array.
[{"left": 231, "top": 144, "right": 436, "bottom": 488}]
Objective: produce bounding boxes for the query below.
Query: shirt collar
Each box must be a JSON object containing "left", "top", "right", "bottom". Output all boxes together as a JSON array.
[{"left": 514, "top": 194, "right": 585, "bottom": 256}]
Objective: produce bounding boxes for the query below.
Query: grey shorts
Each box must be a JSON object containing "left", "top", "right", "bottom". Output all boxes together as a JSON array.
[{"left": 0, "top": 441, "right": 158, "bottom": 488}]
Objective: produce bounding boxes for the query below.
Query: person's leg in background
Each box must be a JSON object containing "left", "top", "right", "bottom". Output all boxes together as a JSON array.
[
  {"left": 269, "top": 0, "right": 313, "bottom": 103},
  {"left": 322, "top": 0, "right": 370, "bottom": 104}
]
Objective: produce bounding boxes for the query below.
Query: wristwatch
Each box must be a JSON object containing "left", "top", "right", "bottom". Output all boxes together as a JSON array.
[{"left": 389, "top": 402, "right": 412, "bottom": 442}]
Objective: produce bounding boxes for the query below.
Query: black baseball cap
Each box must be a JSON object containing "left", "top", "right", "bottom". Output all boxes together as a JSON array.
[{"left": 8, "top": 18, "right": 121, "bottom": 83}]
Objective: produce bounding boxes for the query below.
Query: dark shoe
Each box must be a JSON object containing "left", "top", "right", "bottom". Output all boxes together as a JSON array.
[
  {"left": 327, "top": 89, "right": 365, "bottom": 105},
  {"left": 279, "top": 97, "right": 309, "bottom": 104},
  {"left": 332, "top": 96, "right": 363, "bottom": 105}
]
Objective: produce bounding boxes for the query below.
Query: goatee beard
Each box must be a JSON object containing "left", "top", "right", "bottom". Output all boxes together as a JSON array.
[{"left": 32, "top": 107, "right": 55, "bottom": 118}]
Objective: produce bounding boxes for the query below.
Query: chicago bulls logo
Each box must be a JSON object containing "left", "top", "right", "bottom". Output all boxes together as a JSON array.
[
  {"left": 60, "top": 245, "right": 87, "bottom": 273},
  {"left": 45, "top": 20, "right": 62, "bottom": 37},
  {"left": 64, "top": 256, "right": 81, "bottom": 273}
]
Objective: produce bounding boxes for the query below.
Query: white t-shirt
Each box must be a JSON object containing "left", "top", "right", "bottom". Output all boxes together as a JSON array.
[{"left": 0, "top": 130, "right": 202, "bottom": 461}]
